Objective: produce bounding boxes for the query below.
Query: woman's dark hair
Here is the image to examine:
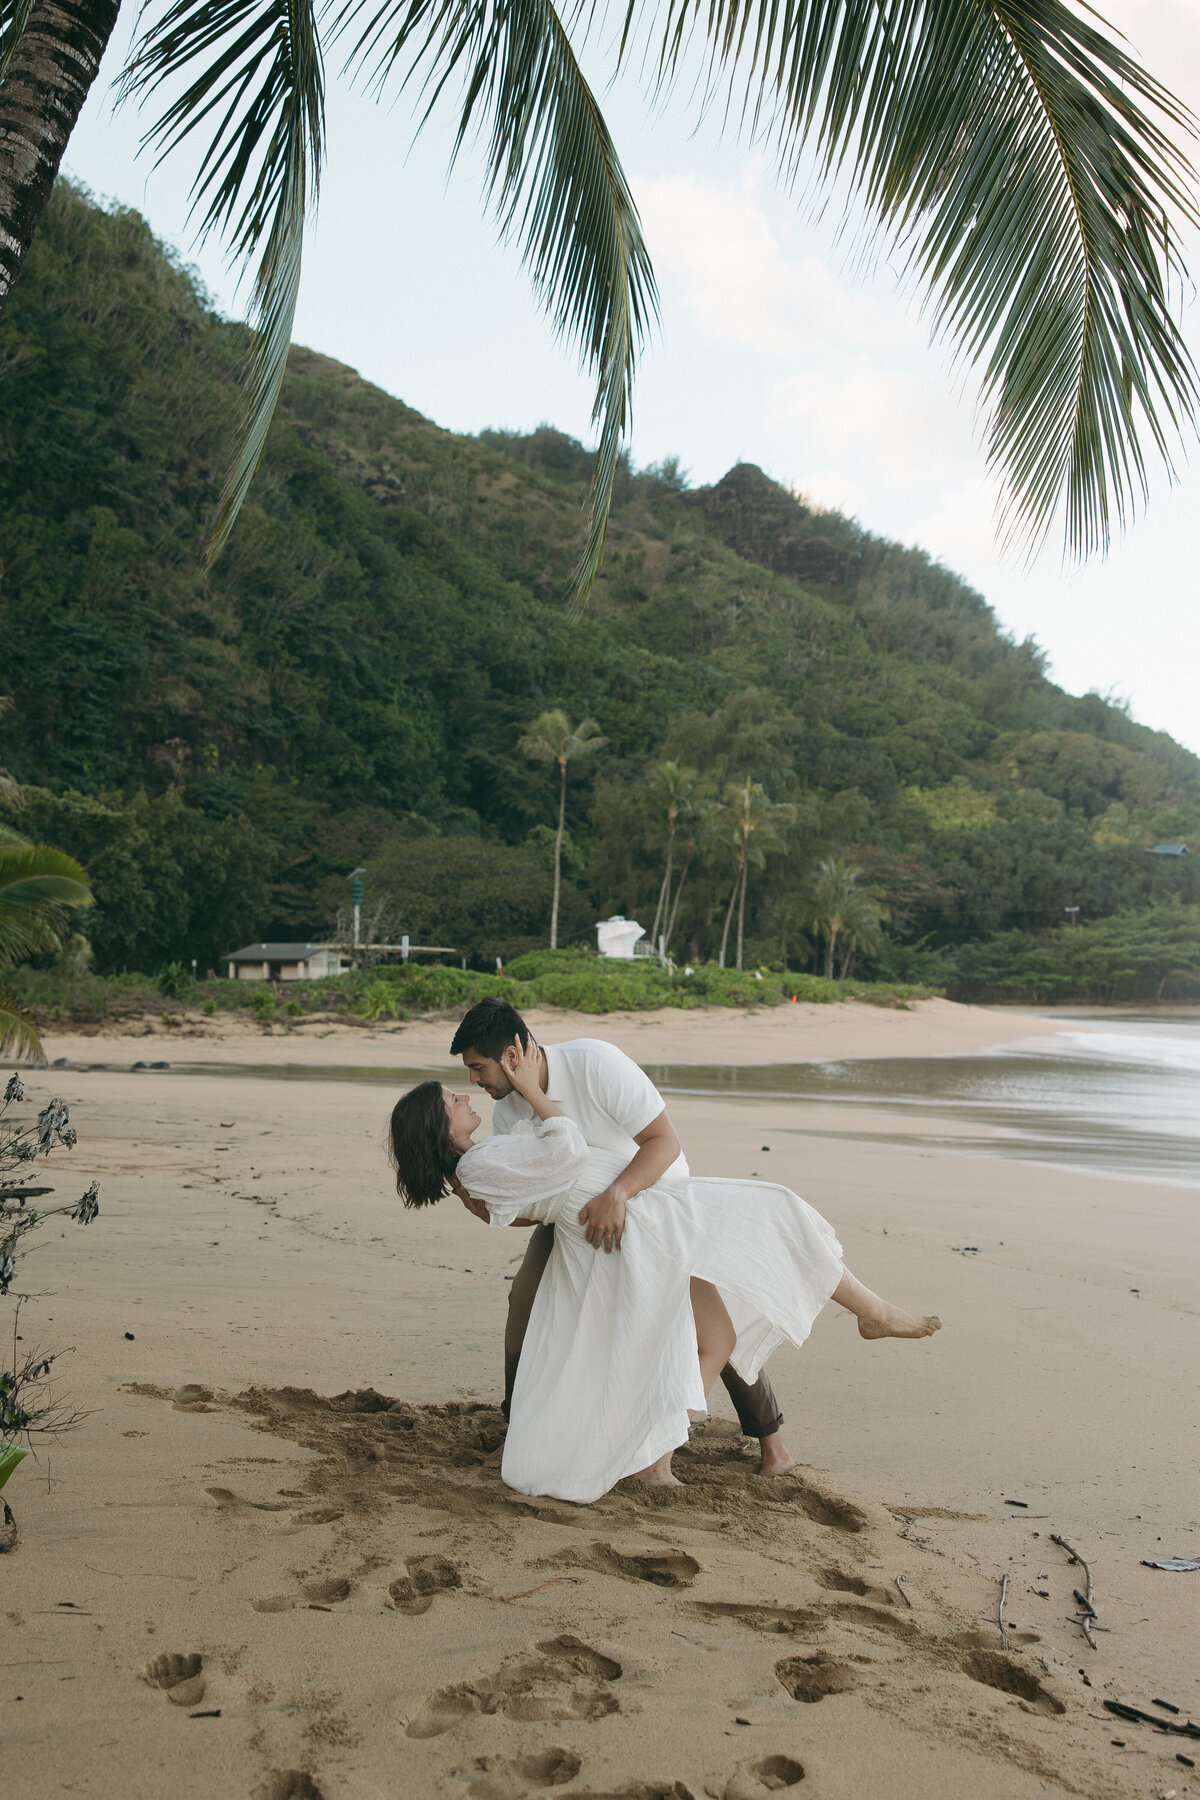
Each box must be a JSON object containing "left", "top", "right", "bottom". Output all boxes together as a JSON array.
[
  {"left": 449, "top": 996, "right": 529, "bottom": 1061},
  {"left": 388, "top": 1080, "right": 461, "bottom": 1209}
]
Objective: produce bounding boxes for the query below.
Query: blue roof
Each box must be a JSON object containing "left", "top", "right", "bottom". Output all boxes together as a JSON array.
[{"left": 1148, "top": 843, "right": 1189, "bottom": 856}]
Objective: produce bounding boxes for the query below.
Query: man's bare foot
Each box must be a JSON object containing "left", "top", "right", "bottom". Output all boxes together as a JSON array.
[
  {"left": 633, "top": 1450, "right": 683, "bottom": 1487},
  {"left": 858, "top": 1305, "right": 941, "bottom": 1340},
  {"left": 757, "top": 1434, "right": 794, "bottom": 1478}
]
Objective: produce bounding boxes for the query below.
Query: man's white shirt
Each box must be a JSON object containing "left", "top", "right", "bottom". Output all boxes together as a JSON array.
[{"left": 491, "top": 1038, "right": 689, "bottom": 1180}]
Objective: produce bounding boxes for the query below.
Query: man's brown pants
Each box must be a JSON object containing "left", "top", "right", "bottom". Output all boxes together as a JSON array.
[{"left": 502, "top": 1222, "right": 783, "bottom": 1439}]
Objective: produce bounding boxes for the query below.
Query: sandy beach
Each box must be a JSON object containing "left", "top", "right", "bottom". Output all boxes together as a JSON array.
[{"left": 4, "top": 997, "right": 1198, "bottom": 1800}]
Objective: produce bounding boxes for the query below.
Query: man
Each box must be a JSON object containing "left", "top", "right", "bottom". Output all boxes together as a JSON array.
[{"left": 449, "top": 995, "right": 794, "bottom": 1477}]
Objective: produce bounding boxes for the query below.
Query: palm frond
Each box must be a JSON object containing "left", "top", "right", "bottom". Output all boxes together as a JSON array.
[
  {"left": 0, "top": 846, "right": 93, "bottom": 968},
  {"left": 0, "top": 989, "right": 40, "bottom": 1061},
  {"left": 636, "top": 0, "right": 1198, "bottom": 558},
  {"left": 336, "top": 0, "right": 657, "bottom": 603},
  {"left": 121, "top": 0, "right": 325, "bottom": 559},
  {"left": 0, "top": 0, "right": 33, "bottom": 79}
]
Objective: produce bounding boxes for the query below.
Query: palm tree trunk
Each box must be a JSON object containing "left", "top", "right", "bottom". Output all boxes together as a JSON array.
[
  {"left": 649, "top": 818, "right": 676, "bottom": 950},
  {"left": 664, "top": 849, "right": 692, "bottom": 949},
  {"left": 718, "top": 863, "right": 740, "bottom": 968},
  {"left": 550, "top": 758, "right": 565, "bottom": 950},
  {"left": 735, "top": 860, "right": 748, "bottom": 971},
  {"left": 824, "top": 921, "right": 839, "bottom": 980},
  {"left": 0, "top": 0, "right": 123, "bottom": 317},
  {"left": 659, "top": 821, "right": 675, "bottom": 957},
  {"left": 649, "top": 866, "right": 668, "bottom": 948}
]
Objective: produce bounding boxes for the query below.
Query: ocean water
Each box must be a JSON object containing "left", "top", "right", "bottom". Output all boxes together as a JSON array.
[
  {"left": 66, "top": 1011, "right": 1200, "bottom": 1187},
  {"left": 642, "top": 1012, "right": 1200, "bottom": 1187}
]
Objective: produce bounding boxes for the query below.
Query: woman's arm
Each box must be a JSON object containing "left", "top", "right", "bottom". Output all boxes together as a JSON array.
[
  {"left": 502, "top": 1036, "right": 563, "bottom": 1120},
  {"left": 450, "top": 1174, "right": 536, "bottom": 1227}
]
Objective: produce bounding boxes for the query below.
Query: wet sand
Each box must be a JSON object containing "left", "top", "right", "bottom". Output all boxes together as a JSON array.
[{"left": 4, "top": 1001, "right": 1198, "bottom": 1799}]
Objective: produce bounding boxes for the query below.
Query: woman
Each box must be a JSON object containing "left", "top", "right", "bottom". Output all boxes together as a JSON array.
[{"left": 388, "top": 1038, "right": 939, "bottom": 1504}]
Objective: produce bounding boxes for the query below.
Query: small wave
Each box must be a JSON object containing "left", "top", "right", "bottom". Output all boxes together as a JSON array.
[{"left": 1030, "top": 1026, "right": 1200, "bottom": 1075}]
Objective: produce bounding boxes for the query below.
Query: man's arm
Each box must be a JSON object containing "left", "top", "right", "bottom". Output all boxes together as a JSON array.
[{"left": 578, "top": 1108, "right": 680, "bottom": 1252}]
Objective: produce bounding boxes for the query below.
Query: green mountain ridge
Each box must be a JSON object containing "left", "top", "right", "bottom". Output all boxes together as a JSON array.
[{"left": 1, "top": 182, "right": 1197, "bottom": 988}]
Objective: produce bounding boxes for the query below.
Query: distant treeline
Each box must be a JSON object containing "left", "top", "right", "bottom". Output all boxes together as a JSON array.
[{"left": 1, "top": 183, "right": 1197, "bottom": 1001}]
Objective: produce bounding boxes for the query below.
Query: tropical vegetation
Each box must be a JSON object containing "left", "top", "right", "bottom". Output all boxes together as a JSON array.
[
  {"left": 1, "top": 1072, "right": 100, "bottom": 1542},
  {"left": 0, "top": 0, "right": 1195, "bottom": 602},
  {"left": 519, "top": 711, "right": 605, "bottom": 948},
  {"left": 2, "top": 184, "right": 1199, "bottom": 1020},
  {"left": 0, "top": 836, "right": 93, "bottom": 1055}
]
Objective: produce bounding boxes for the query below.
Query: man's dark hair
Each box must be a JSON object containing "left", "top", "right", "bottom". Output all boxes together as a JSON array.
[
  {"left": 450, "top": 996, "right": 530, "bottom": 1060},
  {"left": 388, "top": 1080, "right": 460, "bottom": 1208}
]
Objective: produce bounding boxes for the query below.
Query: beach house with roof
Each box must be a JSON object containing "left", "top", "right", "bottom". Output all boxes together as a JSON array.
[
  {"left": 224, "top": 942, "right": 352, "bottom": 981},
  {"left": 224, "top": 939, "right": 459, "bottom": 978},
  {"left": 1147, "top": 843, "right": 1190, "bottom": 857}
]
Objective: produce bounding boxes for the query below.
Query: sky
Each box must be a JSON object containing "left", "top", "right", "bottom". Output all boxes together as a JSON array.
[{"left": 62, "top": 0, "right": 1200, "bottom": 754}]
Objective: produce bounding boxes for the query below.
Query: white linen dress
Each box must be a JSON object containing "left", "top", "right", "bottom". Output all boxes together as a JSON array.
[{"left": 456, "top": 1115, "right": 844, "bottom": 1504}]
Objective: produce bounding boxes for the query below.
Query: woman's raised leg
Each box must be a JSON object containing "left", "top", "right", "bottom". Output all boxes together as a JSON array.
[{"left": 831, "top": 1266, "right": 941, "bottom": 1339}]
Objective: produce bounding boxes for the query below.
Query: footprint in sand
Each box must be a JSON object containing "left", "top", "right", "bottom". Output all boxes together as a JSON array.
[
  {"left": 552, "top": 1542, "right": 700, "bottom": 1589},
  {"left": 959, "top": 1649, "right": 1065, "bottom": 1716},
  {"left": 406, "top": 1634, "right": 622, "bottom": 1738},
  {"left": 301, "top": 1575, "right": 353, "bottom": 1604},
  {"left": 690, "top": 1601, "right": 819, "bottom": 1638},
  {"left": 388, "top": 1553, "right": 462, "bottom": 1614},
  {"left": 815, "top": 1567, "right": 894, "bottom": 1603},
  {"left": 262, "top": 1774, "right": 324, "bottom": 1800},
  {"left": 822, "top": 1601, "right": 918, "bottom": 1640},
  {"left": 253, "top": 1574, "right": 353, "bottom": 1613},
  {"left": 457, "top": 1746, "right": 582, "bottom": 1799},
  {"left": 407, "top": 1683, "right": 486, "bottom": 1738},
  {"left": 724, "top": 1754, "right": 806, "bottom": 1798},
  {"left": 173, "top": 1384, "right": 216, "bottom": 1412},
  {"left": 785, "top": 1478, "right": 868, "bottom": 1535},
  {"left": 279, "top": 1505, "right": 344, "bottom": 1535},
  {"left": 206, "top": 1486, "right": 291, "bottom": 1513},
  {"left": 551, "top": 1785, "right": 693, "bottom": 1799},
  {"left": 694, "top": 1596, "right": 915, "bottom": 1644},
  {"left": 144, "top": 1651, "right": 206, "bottom": 1708},
  {"left": 775, "top": 1651, "right": 856, "bottom": 1703}
]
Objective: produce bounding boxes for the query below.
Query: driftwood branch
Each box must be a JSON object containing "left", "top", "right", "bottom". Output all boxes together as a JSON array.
[
  {"left": 505, "top": 1575, "right": 582, "bottom": 1602},
  {"left": 894, "top": 1575, "right": 913, "bottom": 1608},
  {"left": 997, "top": 1570, "right": 1010, "bottom": 1650},
  {"left": 1052, "top": 1533, "right": 1097, "bottom": 1649}
]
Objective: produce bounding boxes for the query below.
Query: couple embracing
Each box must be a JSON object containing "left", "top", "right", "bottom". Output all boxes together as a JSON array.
[{"left": 388, "top": 998, "right": 939, "bottom": 1505}]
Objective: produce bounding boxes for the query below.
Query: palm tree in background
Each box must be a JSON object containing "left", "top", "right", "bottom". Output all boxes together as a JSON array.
[
  {"left": 1, "top": 0, "right": 1196, "bottom": 601},
  {"left": 644, "top": 761, "right": 698, "bottom": 955},
  {"left": 716, "top": 780, "right": 796, "bottom": 972},
  {"left": 519, "top": 708, "right": 605, "bottom": 948},
  {"left": 807, "top": 857, "right": 887, "bottom": 980},
  {"left": 0, "top": 844, "right": 93, "bottom": 1056},
  {"left": 770, "top": 896, "right": 812, "bottom": 972},
  {"left": 661, "top": 787, "right": 712, "bottom": 955}
]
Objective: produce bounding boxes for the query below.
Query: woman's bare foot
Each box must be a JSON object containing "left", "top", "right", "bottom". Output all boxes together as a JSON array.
[
  {"left": 633, "top": 1450, "right": 683, "bottom": 1486},
  {"left": 857, "top": 1305, "right": 941, "bottom": 1340},
  {"left": 757, "top": 1433, "right": 795, "bottom": 1478}
]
